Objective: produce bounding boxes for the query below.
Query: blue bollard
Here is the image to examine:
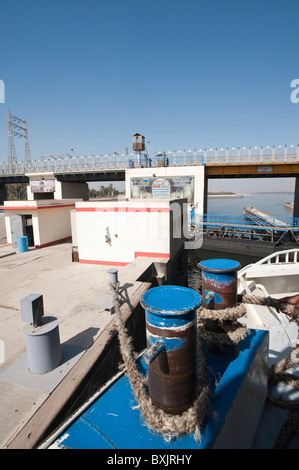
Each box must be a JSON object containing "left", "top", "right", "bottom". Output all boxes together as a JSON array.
[
  {"left": 141, "top": 285, "right": 201, "bottom": 415},
  {"left": 198, "top": 259, "right": 240, "bottom": 309}
]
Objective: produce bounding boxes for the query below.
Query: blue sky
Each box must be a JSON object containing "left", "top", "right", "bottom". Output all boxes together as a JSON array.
[{"left": 0, "top": 0, "right": 298, "bottom": 191}]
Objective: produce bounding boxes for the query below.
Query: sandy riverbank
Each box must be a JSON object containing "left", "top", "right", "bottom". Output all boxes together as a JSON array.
[{"left": 207, "top": 193, "right": 245, "bottom": 198}]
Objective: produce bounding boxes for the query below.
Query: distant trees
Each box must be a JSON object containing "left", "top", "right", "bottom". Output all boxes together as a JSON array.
[
  {"left": 6, "top": 183, "right": 27, "bottom": 200},
  {"left": 89, "top": 184, "right": 124, "bottom": 199}
]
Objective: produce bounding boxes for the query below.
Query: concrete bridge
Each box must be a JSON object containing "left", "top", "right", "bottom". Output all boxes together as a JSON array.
[{"left": 1, "top": 144, "right": 299, "bottom": 215}]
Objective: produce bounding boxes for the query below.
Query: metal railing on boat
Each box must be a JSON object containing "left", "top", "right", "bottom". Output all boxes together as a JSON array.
[{"left": 189, "top": 213, "right": 299, "bottom": 232}]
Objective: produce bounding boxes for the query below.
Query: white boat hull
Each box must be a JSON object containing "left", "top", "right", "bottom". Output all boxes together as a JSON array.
[{"left": 237, "top": 249, "right": 299, "bottom": 365}]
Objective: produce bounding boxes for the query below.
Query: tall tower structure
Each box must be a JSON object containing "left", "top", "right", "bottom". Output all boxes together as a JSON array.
[
  {"left": 23, "top": 119, "right": 31, "bottom": 163},
  {"left": 7, "top": 110, "right": 17, "bottom": 165},
  {"left": 132, "top": 133, "right": 145, "bottom": 166},
  {"left": 7, "top": 110, "right": 31, "bottom": 164}
]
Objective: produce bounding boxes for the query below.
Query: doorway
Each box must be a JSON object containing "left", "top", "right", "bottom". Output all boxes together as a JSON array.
[{"left": 10, "top": 214, "right": 34, "bottom": 248}]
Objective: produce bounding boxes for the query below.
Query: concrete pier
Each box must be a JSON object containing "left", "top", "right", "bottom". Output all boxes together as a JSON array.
[
  {"left": 0, "top": 212, "right": 186, "bottom": 448},
  {"left": 243, "top": 205, "right": 288, "bottom": 228}
]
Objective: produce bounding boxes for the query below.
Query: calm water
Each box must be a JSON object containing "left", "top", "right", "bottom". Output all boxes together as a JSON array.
[
  {"left": 187, "top": 191, "right": 295, "bottom": 291},
  {"left": 207, "top": 192, "right": 294, "bottom": 219}
]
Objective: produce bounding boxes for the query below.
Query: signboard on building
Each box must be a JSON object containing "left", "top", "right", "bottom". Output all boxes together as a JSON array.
[
  {"left": 130, "top": 176, "right": 194, "bottom": 202},
  {"left": 30, "top": 179, "right": 55, "bottom": 193}
]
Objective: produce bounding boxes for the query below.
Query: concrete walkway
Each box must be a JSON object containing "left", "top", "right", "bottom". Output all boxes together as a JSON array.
[{"left": 0, "top": 215, "right": 157, "bottom": 448}]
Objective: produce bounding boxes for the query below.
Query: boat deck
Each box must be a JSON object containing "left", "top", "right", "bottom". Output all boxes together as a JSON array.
[{"left": 47, "top": 330, "right": 268, "bottom": 449}]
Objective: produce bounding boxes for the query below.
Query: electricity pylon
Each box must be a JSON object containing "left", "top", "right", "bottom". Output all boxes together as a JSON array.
[{"left": 7, "top": 110, "right": 31, "bottom": 164}]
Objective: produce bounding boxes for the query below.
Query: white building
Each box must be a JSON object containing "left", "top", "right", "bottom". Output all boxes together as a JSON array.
[{"left": 73, "top": 198, "right": 187, "bottom": 266}]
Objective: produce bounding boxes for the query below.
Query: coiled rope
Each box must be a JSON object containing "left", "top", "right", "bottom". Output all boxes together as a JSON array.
[
  {"left": 267, "top": 352, "right": 299, "bottom": 448},
  {"left": 111, "top": 283, "right": 299, "bottom": 447}
]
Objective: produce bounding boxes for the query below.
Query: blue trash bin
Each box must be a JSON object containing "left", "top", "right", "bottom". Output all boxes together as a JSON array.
[{"left": 17, "top": 236, "right": 29, "bottom": 253}]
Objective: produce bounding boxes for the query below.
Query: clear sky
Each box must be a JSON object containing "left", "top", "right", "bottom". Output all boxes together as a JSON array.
[{"left": 0, "top": 0, "right": 298, "bottom": 192}]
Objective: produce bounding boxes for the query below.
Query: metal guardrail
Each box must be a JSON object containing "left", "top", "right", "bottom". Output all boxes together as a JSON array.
[
  {"left": 189, "top": 213, "right": 299, "bottom": 232},
  {"left": 0, "top": 144, "right": 298, "bottom": 176},
  {"left": 0, "top": 155, "right": 203, "bottom": 176}
]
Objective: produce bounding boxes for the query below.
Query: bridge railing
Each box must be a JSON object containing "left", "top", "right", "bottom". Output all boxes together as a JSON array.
[
  {"left": 0, "top": 145, "right": 298, "bottom": 175},
  {"left": 0, "top": 154, "right": 204, "bottom": 175}
]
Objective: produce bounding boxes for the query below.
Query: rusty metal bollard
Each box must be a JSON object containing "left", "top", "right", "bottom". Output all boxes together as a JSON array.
[
  {"left": 198, "top": 259, "right": 241, "bottom": 309},
  {"left": 198, "top": 259, "right": 241, "bottom": 356},
  {"left": 141, "top": 285, "right": 201, "bottom": 415}
]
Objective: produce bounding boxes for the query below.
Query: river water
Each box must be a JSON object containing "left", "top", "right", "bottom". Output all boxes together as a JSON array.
[
  {"left": 187, "top": 191, "right": 295, "bottom": 291},
  {"left": 207, "top": 192, "right": 294, "bottom": 219}
]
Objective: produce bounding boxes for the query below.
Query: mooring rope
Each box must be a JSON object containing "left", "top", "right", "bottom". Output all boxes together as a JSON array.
[
  {"left": 111, "top": 282, "right": 210, "bottom": 442},
  {"left": 197, "top": 303, "right": 248, "bottom": 345},
  {"left": 200, "top": 293, "right": 299, "bottom": 448},
  {"left": 111, "top": 282, "right": 299, "bottom": 447},
  {"left": 267, "top": 348, "right": 299, "bottom": 448}
]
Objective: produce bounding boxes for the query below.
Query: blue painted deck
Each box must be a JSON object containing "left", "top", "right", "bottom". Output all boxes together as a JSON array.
[{"left": 52, "top": 329, "right": 268, "bottom": 449}]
